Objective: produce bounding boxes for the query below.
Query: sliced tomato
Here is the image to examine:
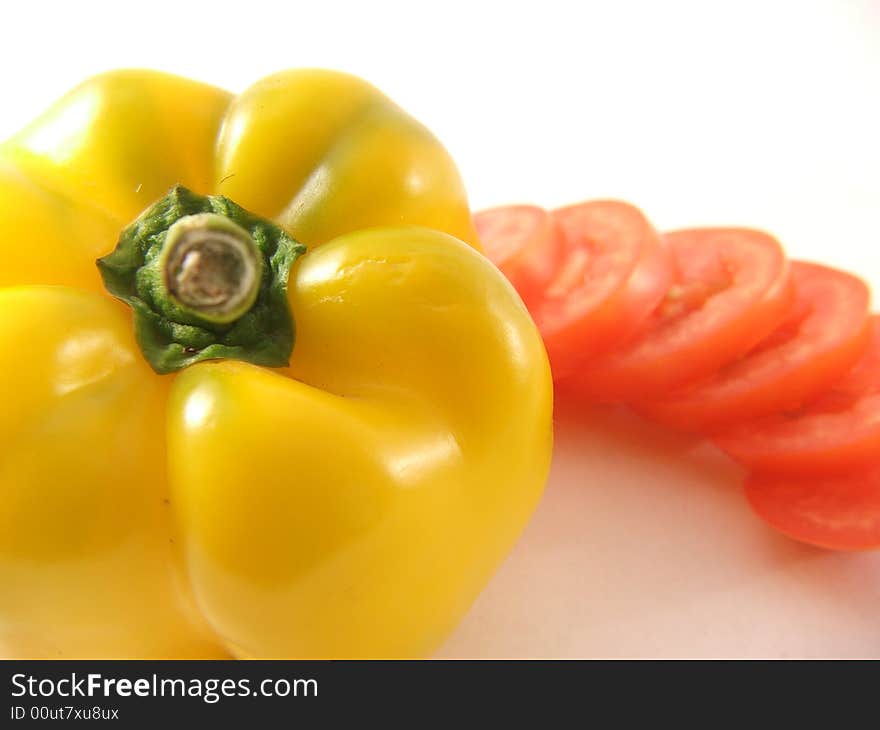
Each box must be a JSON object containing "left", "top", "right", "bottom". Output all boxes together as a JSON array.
[
  {"left": 636, "top": 262, "right": 872, "bottom": 432},
  {"left": 714, "top": 316, "right": 880, "bottom": 474},
  {"left": 474, "top": 205, "right": 563, "bottom": 306},
  {"left": 525, "top": 200, "right": 672, "bottom": 378},
  {"left": 560, "top": 228, "right": 793, "bottom": 402},
  {"left": 745, "top": 466, "right": 880, "bottom": 550}
]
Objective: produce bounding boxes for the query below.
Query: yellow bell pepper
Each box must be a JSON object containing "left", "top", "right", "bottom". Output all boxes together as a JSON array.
[{"left": 0, "top": 69, "right": 552, "bottom": 658}]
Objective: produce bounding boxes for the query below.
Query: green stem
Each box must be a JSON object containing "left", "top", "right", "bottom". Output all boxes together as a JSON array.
[
  {"left": 97, "top": 185, "right": 306, "bottom": 374},
  {"left": 161, "top": 213, "right": 263, "bottom": 324}
]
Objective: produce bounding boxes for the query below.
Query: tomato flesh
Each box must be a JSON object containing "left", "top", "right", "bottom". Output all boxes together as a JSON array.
[
  {"left": 529, "top": 200, "right": 672, "bottom": 378},
  {"left": 474, "top": 205, "right": 562, "bottom": 306},
  {"left": 477, "top": 199, "right": 880, "bottom": 551},
  {"left": 561, "top": 228, "right": 793, "bottom": 402},
  {"left": 714, "top": 316, "right": 880, "bottom": 474},
  {"left": 746, "top": 466, "right": 880, "bottom": 550},
  {"left": 636, "top": 262, "right": 872, "bottom": 431}
]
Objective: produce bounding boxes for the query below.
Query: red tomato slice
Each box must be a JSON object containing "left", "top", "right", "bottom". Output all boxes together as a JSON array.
[
  {"left": 745, "top": 466, "right": 880, "bottom": 550},
  {"left": 560, "top": 228, "right": 793, "bottom": 402},
  {"left": 475, "top": 205, "right": 563, "bottom": 306},
  {"left": 636, "top": 262, "right": 872, "bottom": 432},
  {"left": 528, "top": 200, "right": 672, "bottom": 378},
  {"left": 714, "top": 316, "right": 880, "bottom": 474}
]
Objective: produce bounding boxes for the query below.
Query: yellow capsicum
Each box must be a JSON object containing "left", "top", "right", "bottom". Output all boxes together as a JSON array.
[{"left": 0, "top": 69, "right": 552, "bottom": 658}]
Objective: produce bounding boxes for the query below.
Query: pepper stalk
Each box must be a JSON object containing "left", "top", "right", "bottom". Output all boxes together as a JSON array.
[{"left": 97, "top": 185, "right": 305, "bottom": 374}]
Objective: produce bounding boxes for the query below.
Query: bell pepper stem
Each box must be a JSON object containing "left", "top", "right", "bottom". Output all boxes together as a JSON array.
[
  {"left": 97, "top": 185, "right": 306, "bottom": 374},
  {"left": 161, "top": 213, "right": 263, "bottom": 324}
]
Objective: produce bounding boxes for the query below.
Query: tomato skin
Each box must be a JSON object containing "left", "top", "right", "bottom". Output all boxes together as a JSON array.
[
  {"left": 635, "top": 262, "right": 872, "bottom": 432},
  {"left": 746, "top": 467, "right": 880, "bottom": 550},
  {"left": 714, "top": 316, "right": 880, "bottom": 474},
  {"left": 561, "top": 228, "right": 793, "bottom": 402},
  {"left": 531, "top": 200, "right": 672, "bottom": 378},
  {"left": 474, "top": 205, "right": 563, "bottom": 306}
]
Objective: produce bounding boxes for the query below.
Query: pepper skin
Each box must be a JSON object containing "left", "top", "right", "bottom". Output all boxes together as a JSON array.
[{"left": 0, "top": 70, "right": 552, "bottom": 658}]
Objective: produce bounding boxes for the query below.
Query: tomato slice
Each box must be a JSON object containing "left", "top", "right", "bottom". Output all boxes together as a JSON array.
[
  {"left": 474, "top": 205, "right": 563, "bottom": 306},
  {"left": 560, "top": 228, "right": 793, "bottom": 402},
  {"left": 714, "top": 316, "right": 880, "bottom": 474},
  {"left": 526, "top": 200, "right": 672, "bottom": 378},
  {"left": 636, "top": 262, "right": 872, "bottom": 432},
  {"left": 745, "top": 466, "right": 880, "bottom": 550}
]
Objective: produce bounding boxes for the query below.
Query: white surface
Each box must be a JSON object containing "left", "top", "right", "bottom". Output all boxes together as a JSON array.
[
  {"left": 439, "top": 403, "right": 880, "bottom": 658},
  {"left": 2, "top": 0, "right": 878, "bottom": 657}
]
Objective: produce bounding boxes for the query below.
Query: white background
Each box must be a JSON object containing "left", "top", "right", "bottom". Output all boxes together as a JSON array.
[
  {"left": 2, "top": 0, "right": 879, "bottom": 657},
  {"left": 2, "top": 0, "right": 878, "bottom": 286}
]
